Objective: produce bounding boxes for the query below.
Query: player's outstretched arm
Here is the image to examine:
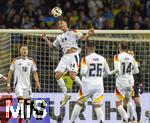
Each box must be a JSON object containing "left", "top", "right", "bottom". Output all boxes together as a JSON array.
[
  {"left": 104, "top": 59, "right": 119, "bottom": 76},
  {"left": 80, "top": 28, "right": 95, "bottom": 41},
  {"left": 33, "top": 71, "right": 41, "bottom": 92},
  {"left": 41, "top": 33, "right": 53, "bottom": 47}
]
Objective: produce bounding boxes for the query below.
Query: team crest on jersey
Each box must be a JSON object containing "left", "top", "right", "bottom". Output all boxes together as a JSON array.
[
  {"left": 27, "top": 63, "right": 30, "bottom": 66},
  {"left": 19, "top": 63, "right": 21, "bottom": 65}
]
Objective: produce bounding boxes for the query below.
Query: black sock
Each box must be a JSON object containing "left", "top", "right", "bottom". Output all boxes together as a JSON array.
[
  {"left": 123, "top": 105, "right": 127, "bottom": 122},
  {"left": 136, "top": 105, "right": 141, "bottom": 121},
  {"left": 124, "top": 105, "right": 127, "bottom": 112}
]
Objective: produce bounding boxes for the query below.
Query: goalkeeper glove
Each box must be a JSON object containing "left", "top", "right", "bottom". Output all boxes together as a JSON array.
[{"left": 139, "top": 83, "right": 144, "bottom": 94}]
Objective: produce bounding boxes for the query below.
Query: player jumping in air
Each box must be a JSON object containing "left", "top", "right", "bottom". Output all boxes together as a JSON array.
[
  {"left": 114, "top": 42, "right": 139, "bottom": 123},
  {"left": 7, "top": 45, "right": 41, "bottom": 122},
  {"left": 42, "top": 20, "right": 94, "bottom": 107},
  {"left": 70, "top": 41, "right": 117, "bottom": 123}
]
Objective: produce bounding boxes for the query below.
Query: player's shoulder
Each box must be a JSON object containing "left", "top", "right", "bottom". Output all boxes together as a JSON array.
[
  {"left": 70, "top": 29, "right": 78, "bottom": 33},
  {"left": 27, "top": 57, "right": 33, "bottom": 60},
  {"left": 56, "top": 34, "right": 62, "bottom": 39},
  {"left": 11, "top": 57, "right": 21, "bottom": 63},
  {"left": 70, "top": 29, "right": 83, "bottom": 35},
  {"left": 15, "top": 56, "right": 22, "bottom": 59},
  {"left": 118, "top": 52, "right": 132, "bottom": 58},
  {"left": 87, "top": 53, "right": 105, "bottom": 61},
  {"left": 125, "top": 52, "right": 135, "bottom": 59},
  {"left": 27, "top": 57, "right": 35, "bottom": 62},
  {"left": 114, "top": 54, "right": 119, "bottom": 61},
  {"left": 81, "top": 56, "right": 87, "bottom": 65}
]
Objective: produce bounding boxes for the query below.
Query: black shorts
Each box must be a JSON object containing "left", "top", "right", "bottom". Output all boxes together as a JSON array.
[{"left": 132, "top": 83, "right": 140, "bottom": 98}]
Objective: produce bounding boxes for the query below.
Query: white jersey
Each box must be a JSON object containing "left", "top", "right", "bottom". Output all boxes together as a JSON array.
[
  {"left": 10, "top": 57, "right": 37, "bottom": 89},
  {"left": 80, "top": 53, "right": 111, "bottom": 91},
  {"left": 114, "top": 52, "right": 139, "bottom": 86},
  {"left": 53, "top": 29, "right": 83, "bottom": 54}
]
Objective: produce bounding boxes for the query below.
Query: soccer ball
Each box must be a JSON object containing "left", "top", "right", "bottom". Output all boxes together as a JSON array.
[{"left": 51, "top": 7, "right": 62, "bottom": 17}]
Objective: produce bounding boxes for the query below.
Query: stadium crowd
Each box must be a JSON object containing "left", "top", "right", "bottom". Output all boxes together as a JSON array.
[{"left": 0, "top": 0, "right": 150, "bottom": 29}]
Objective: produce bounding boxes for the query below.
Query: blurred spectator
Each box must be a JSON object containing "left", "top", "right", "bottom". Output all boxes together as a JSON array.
[
  {"left": 69, "top": 10, "right": 79, "bottom": 27},
  {"left": 103, "top": 7, "right": 113, "bottom": 19},
  {"left": 111, "top": 2, "right": 121, "bottom": 16},
  {"left": 88, "top": 0, "right": 104, "bottom": 17},
  {"left": 0, "top": 0, "right": 149, "bottom": 29},
  {"left": 21, "top": 15, "right": 33, "bottom": 29},
  {"left": 93, "top": 9, "right": 105, "bottom": 29},
  {"left": 20, "top": 2, "right": 35, "bottom": 17},
  {"left": 133, "top": 22, "right": 141, "bottom": 29},
  {"left": 143, "top": 17, "right": 150, "bottom": 29},
  {"left": 114, "top": 5, "right": 130, "bottom": 29},
  {"left": 146, "top": 0, "right": 150, "bottom": 17},
  {"left": 122, "top": 16, "right": 130, "bottom": 29},
  {"left": 12, "top": 14, "right": 21, "bottom": 28}
]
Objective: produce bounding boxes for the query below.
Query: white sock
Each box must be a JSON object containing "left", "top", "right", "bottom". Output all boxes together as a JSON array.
[
  {"left": 117, "top": 105, "right": 128, "bottom": 122},
  {"left": 74, "top": 76, "right": 82, "bottom": 86},
  {"left": 127, "top": 101, "right": 134, "bottom": 120},
  {"left": 57, "top": 78, "right": 67, "bottom": 95},
  {"left": 70, "top": 104, "right": 82, "bottom": 122},
  {"left": 95, "top": 107, "right": 104, "bottom": 122}
]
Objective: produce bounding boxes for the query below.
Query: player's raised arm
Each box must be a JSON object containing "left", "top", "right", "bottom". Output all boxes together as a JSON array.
[
  {"left": 41, "top": 33, "right": 53, "bottom": 47},
  {"left": 80, "top": 28, "right": 95, "bottom": 41}
]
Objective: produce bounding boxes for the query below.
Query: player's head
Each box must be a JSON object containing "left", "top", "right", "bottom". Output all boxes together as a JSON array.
[
  {"left": 86, "top": 41, "right": 95, "bottom": 54},
  {"left": 119, "top": 42, "right": 128, "bottom": 52},
  {"left": 20, "top": 45, "right": 28, "bottom": 57},
  {"left": 57, "top": 20, "right": 68, "bottom": 32},
  {"left": 128, "top": 49, "right": 135, "bottom": 57}
]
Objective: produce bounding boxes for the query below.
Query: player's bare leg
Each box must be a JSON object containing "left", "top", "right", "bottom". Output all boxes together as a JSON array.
[
  {"left": 133, "top": 97, "right": 142, "bottom": 123},
  {"left": 55, "top": 71, "right": 70, "bottom": 107}
]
